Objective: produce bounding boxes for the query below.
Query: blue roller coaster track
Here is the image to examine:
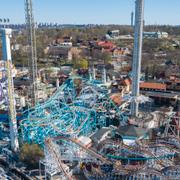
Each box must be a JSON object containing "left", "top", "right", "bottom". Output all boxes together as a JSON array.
[{"left": 20, "top": 76, "right": 129, "bottom": 145}]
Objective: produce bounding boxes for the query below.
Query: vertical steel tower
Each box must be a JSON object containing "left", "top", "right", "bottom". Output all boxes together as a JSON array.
[
  {"left": 1, "top": 28, "right": 19, "bottom": 152},
  {"left": 25, "top": 0, "right": 38, "bottom": 106},
  {"left": 131, "top": 0, "right": 144, "bottom": 117}
]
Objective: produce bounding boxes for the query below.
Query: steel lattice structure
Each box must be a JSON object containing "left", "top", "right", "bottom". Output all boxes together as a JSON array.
[
  {"left": 20, "top": 77, "right": 129, "bottom": 145},
  {"left": 25, "top": 0, "right": 38, "bottom": 106},
  {"left": 43, "top": 136, "right": 180, "bottom": 179}
]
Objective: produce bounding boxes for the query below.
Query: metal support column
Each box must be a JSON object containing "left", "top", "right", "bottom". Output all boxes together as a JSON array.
[{"left": 102, "top": 65, "right": 106, "bottom": 84}]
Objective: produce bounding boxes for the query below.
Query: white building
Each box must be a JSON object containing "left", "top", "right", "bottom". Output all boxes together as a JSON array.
[{"left": 143, "top": 31, "right": 168, "bottom": 39}]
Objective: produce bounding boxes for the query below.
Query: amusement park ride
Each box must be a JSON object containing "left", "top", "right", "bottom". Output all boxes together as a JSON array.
[
  {"left": 25, "top": 0, "right": 38, "bottom": 106},
  {"left": 21, "top": 77, "right": 129, "bottom": 145},
  {"left": 0, "top": 28, "right": 19, "bottom": 152},
  {"left": 0, "top": 0, "right": 180, "bottom": 179}
]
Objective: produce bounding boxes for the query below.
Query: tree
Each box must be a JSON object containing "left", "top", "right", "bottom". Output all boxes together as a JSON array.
[
  {"left": 20, "top": 143, "right": 44, "bottom": 169},
  {"left": 101, "top": 51, "right": 112, "bottom": 64},
  {"left": 73, "top": 58, "right": 88, "bottom": 69},
  {"left": 145, "top": 66, "right": 149, "bottom": 81}
]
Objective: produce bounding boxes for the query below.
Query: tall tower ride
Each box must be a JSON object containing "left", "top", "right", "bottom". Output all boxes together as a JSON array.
[
  {"left": 131, "top": 0, "right": 144, "bottom": 117},
  {"left": 1, "top": 28, "right": 19, "bottom": 152},
  {"left": 25, "top": 0, "right": 38, "bottom": 106}
]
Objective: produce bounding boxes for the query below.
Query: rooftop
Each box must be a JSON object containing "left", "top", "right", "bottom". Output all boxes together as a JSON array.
[
  {"left": 140, "top": 82, "right": 167, "bottom": 90},
  {"left": 115, "top": 125, "right": 147, "bottom": 138}
]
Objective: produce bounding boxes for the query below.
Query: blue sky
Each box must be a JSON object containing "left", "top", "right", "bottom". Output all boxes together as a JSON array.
[{"left": 0, "top": 0, "right": 180, "bottom": 25}]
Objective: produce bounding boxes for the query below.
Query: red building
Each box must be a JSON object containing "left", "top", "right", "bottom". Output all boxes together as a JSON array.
[
  {"left": 97, "top": 41, "right": 116, "bottom": 51},
  {"left": 140, "top": 82, "right": 167, "bottom": 91}
]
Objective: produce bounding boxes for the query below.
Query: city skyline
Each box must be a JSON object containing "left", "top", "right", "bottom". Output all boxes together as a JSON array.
[{"left": 0, "top": 0, "right": 180, "bottom": 25}]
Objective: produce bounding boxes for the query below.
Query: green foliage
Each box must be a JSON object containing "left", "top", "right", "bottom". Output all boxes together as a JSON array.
[
  {"left": 143, "top": 38, "right": 176, "bottom": 54},
  {"left": 12, "top": 50, "right": 28, "bottom": 66},
  {"left": 10, "top": 25, "right": 180, "bottom": 69},
  {"left": 145, "top": 66, "right": 149, "bottom": 81},
  {"left": 143, "top": 39, "right": 162, "bottom": 52},
  {"left": 160, "top": 42, "right": 175, "bottom": 51},
  {"left": 73, "top": 58, "right": 88, "bottom": 69},
  {"left": 20, "top": 143, "right": 44, "bottom": 169},
  {"left": 101, "top": 52, "right": 112, "bottom": 64}
]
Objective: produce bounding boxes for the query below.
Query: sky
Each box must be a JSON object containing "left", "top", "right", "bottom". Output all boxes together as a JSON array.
[{"left": 0, "top": 0, "right": 180, "bottom": 25}]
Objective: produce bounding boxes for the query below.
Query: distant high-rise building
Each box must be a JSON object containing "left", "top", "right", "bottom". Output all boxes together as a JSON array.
[{"left": 131, "top": 11, "right": 134, "bottom": 27}]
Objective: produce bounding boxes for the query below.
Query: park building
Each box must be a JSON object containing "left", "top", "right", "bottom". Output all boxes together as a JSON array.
[{"left": 143, "top": 31, "right": 168, "bottom": 39}]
